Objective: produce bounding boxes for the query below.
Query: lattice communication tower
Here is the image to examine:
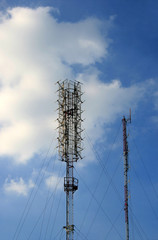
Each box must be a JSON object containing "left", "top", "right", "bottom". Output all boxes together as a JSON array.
[
  {"left": 57, "top": 80, "right": 83, "bottom": 240},
  {"left": 122, "top": 109, "right": 131, "bottom": 240}
]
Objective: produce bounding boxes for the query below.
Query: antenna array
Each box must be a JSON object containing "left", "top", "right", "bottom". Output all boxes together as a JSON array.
[{"left": 57, "top": 79, "right": 83, "bottom": 240}]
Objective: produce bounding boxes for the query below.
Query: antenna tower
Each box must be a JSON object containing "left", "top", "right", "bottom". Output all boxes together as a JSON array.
[
  {"left": 122, "top": 109, "right": 131, "bottom": 240},
  {"left": 57, "top": 80, "right": 83, "bottom": 240}
]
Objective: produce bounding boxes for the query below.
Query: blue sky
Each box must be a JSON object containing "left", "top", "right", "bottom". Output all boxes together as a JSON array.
[{"left": 0, "top": 1, "right": 157, "bottom": 240}]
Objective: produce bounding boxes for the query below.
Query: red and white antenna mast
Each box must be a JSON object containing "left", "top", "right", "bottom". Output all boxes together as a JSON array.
[{"left": 122, "top": 109, "right": 131, "bottom": 240}]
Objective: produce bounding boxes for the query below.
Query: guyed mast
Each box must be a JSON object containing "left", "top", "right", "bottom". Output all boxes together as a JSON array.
[
  {"left": 57, "top": 80, "right": 83, "bottom": 240},
  {"left": 122, "top": 109, "right": 131, "bottom": 240}
]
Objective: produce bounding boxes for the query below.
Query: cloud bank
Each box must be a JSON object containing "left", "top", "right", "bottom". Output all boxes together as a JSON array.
[{"left": 0, "top": 7, "right": 144, "bottom": 164}]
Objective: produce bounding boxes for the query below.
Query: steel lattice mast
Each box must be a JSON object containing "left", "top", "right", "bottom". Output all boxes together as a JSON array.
[
  {"left": 122, "top": 110, "right": 131, "bottom": 240},
  {"left": 57, "top": 80, "right": 83, "bottom": 240}
]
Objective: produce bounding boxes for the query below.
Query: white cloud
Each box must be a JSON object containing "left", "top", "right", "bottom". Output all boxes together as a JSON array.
[
  {"left": 79, "top": 71, "right": 145, "bottom": 141},
  {"left": 45, "top": 175, "right": 63, "bottom": 191},
  {"left": 3, "top": 177, "right": 35, "bottom": 196},
  {"left": 0, "top": 6, "right": 145, "bottom": 164},
  {"left": 0, "top": 7, "right": 111, "bottom": 164}
]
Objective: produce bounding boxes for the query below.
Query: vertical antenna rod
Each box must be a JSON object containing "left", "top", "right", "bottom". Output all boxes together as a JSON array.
[
  {"left": 57, "top": 80, "right": 83, "bottom": 240},
  {"left": 122, "top": 109, "right": 131, "bottom": 240}
]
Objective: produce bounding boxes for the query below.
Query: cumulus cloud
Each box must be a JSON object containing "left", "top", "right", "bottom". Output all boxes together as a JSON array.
[
  {"left": 45, "top": 175, "right": 63, "bottom": 191},
  {"left": 3, "top": 177, "right": 35, "bottom": 196},
  {"left": 0, "top": 6, "right": 145, "bottom": 164},
  {"left": 79, "top": 71, "right": 145, "bottom": 141},
  {"left": 0, "top": 7, "right": 111, "bottom": 164}
]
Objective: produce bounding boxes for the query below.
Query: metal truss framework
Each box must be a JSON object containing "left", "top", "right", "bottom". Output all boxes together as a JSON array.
[
  {"left": 57, "top": 79, "right": 83, "bottom": 240},
  {"left": 122, "top": 110, "right": 131, "bottom": 240}
]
